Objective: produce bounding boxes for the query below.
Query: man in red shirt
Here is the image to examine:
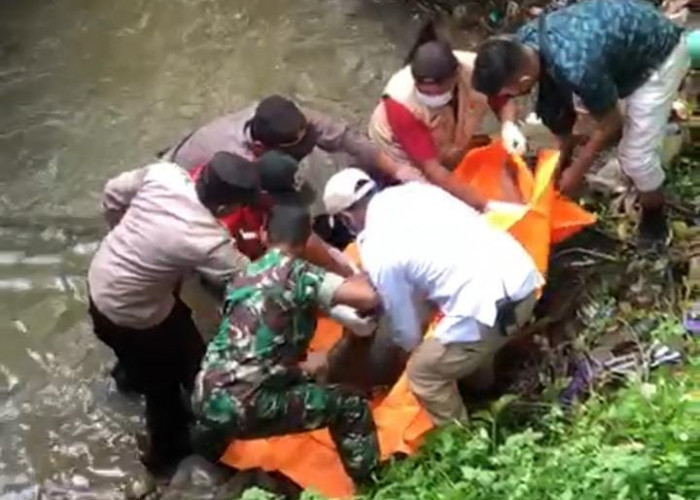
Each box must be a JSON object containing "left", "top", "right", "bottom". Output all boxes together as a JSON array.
[
  {"left": 368, "top": 23, "right": 526, "bottom": 212},
  {"left": 189, "top": 151, "right": 351, "bottom": 274}
]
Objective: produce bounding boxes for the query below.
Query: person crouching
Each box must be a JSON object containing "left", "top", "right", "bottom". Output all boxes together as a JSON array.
[{"left": 191, "top": 203, "right": 382, "bottom": 486}]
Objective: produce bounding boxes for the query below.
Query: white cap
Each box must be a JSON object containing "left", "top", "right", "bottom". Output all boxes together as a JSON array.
[{"left": 323, "top": 168, "right": 377, "bottom": 215}]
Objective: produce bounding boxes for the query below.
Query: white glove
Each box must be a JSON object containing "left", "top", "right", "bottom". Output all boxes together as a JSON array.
[
  {"left": 501, "top": 121, "right": 527, "bottom": 156},
  {"left": 484, "top": 200, "right": 527, "bottom": 214},
  {"left": 328, "top": 305, "right": 377, "bottom": 337}
]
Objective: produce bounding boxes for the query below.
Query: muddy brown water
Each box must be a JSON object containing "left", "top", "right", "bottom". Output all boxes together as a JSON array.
[{"left": 0, "top": 1, "right": 437, "bottom": 497}]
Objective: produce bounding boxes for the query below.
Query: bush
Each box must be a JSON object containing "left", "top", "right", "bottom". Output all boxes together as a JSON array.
[{"left": 356, "top": 348, "right": 699, "bottom": 500}]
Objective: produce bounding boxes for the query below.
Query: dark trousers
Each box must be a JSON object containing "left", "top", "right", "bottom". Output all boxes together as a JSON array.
[
  {"left": 193, "top": 383, "right": 379, "bottom": 485},
  {"left": 88, "top": 297, "right": 205, "bottom": 466}
]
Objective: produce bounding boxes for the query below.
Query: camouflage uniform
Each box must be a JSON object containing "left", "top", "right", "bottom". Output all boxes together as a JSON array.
[{"left": 192, "top": 248, "right": 379, "bottom": 484}]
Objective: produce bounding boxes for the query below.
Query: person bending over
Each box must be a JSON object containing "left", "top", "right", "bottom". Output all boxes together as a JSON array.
[
  {"left": 324, "top": 168, "right": 542, "bottom": 425},
  {"left": 472, "top": 0, "right": 689, "bottom": 243},
  {"left": 191, "top": 204, "right": 382, "bottom": 486}
]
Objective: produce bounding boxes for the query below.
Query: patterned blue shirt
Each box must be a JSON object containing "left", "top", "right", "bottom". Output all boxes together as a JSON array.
[{"left": 518, "top": 0, "right": 682, "bottom": 117}]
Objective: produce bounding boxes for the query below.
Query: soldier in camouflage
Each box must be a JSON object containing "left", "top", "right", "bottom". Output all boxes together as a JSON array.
[{"left": 192, "top": 203, "right": 382, "bottom": 485}]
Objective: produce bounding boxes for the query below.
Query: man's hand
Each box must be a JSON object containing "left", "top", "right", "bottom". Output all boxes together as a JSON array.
[
  {"left": 557, "top": 106, "right": 623, "bottom": 197},
  {"left": 558, "top": 165, "right": 587, "bottom": 196},
  {"left": 299, "top": 351, "right": 329, "bottom": 379}
]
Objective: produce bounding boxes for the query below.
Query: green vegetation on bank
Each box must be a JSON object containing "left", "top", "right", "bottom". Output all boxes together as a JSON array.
[
  {"left": 356, "top": 348, "right": 699, "bottom": 500},
  {"left": 241, "top": 346, "right": 699, "bottom": 500},
  {"left": 239, "top": 146, "right": 700, "bottom": 500},
  {"left": 347, "top": 147, "right": 699, "bottom": 500}
]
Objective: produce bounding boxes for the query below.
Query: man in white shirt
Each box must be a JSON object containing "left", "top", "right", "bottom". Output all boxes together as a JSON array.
[
  {"left": 88, "top": 151, "right": 257, "bottom": 475},
  {"left": 323, "top": 169, "right": 543, "bottom": 425}
]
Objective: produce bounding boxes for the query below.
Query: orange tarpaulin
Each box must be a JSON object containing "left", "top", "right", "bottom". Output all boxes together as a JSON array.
[
  {"left": 221, "top": 143, "right": 595, "bottom": 498},
  {"left": 454, "top": 141, "right": 596, "bottom": 274}
]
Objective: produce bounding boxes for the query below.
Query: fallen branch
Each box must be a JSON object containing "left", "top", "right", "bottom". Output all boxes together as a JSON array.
[{"left": 552, "top": 247, "right": 621, "bottom": 263}]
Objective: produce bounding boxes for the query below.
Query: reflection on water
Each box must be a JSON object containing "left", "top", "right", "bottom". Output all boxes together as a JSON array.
[{"left": 0, "top": 0, "right": 418, "bottom": 495}]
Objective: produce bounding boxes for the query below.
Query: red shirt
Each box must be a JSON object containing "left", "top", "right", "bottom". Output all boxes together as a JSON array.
[
  {"left": 384, "top": 95, "right": 507, "bottom": 166},
  {"left": 189, "top": 164, "right": 269, "bottom": 260},
  {"left": 383, "top": 97, "right": 438, "bottom": 164}
]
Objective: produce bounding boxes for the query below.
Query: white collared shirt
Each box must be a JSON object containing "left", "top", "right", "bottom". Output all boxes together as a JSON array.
[{"left": 358, "top": 183, "right": 543, "bottom": 351}]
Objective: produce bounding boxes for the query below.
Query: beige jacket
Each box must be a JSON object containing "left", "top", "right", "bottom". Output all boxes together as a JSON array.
[
  {"left": 88, "top": 162, "right": 249, "bottom": 329},
  {"left": 369, "top": 51, "right": 490, "bottom": 167}
]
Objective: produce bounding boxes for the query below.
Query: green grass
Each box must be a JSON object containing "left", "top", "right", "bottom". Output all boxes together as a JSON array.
[
  {"left": 344, "top": 146, "right": 700, "bottom": 500},
  {"left": 242, "top": 318, "right": 698, "bottom": 500},
  {"left": 240, "top": 146, "right": 700, "bottom": 500},
  {"left": 352, "top": 349, "right": 699, "bottom": 500}
]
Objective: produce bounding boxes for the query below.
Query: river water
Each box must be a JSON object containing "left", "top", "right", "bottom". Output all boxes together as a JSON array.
[{"left": 0, "top": 1, "right": 425, "bottom": 497}]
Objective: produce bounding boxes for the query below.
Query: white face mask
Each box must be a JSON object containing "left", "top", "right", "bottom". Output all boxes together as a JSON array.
[{"left": 415, "top": 89, "right": 453, "bottom": 108}]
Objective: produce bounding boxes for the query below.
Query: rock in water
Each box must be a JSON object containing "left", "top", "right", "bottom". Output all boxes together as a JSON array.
[{"left": 0, "top": 364, "right": 20, "bottom": 397}]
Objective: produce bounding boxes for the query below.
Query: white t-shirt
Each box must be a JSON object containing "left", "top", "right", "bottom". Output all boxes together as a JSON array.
[{"left": 358, "top": 182, "right": 542, "bottom": 350}]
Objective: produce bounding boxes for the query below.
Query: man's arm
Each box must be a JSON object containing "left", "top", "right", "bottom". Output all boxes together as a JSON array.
[
  {"left": 496, "top": 97, "right": 518, "bottom": 123},
  {"left": 307, "top": 110, "right": 411, "bottom": 182},
  {"left": 559, "top": 106, "right": 622, "bottom": 195},
  {"left": 195, "top": 239, "right": 250, "bottom": 299},
  {"left": 421, "top": 159, "right": 488, "bottom": 211},
  {"left": 302, "top": 232, "right": 356, "bottom": 277},
  {"left": 556, "top": 133, "right": 575, "bottom": 172},
  {"left": 558, "top": 74, "right": 621, "bottom": 195},
  {"left": 382, "top": 99, "right": 487, "bottom": 211},
  {"left": 328, "top": 273, "right": 381, "bottom": 314},
  {"left": 101, "top": 167, "right": 149, "bottom": 228}
]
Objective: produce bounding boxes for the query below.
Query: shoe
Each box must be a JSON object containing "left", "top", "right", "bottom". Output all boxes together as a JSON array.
[
  {"left": 637, "top": 207, "right": 671, "bottom": 248},
  {"left": 140, "top": 450, "right": 183, "bottom": 478},
  {"left": 137, "top": 433, "right": 191, "bottom": 478}
]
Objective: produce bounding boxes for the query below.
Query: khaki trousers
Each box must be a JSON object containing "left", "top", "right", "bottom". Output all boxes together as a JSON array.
[{"left": 406, "top": 293, "right": 537, "bottom": 425}]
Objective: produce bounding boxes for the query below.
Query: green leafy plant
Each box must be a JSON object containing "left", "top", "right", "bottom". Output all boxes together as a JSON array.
[
  {"left": 358, "top": 349, "right": 699, "bottom": 500},
  {"left": 237, "top": 147, "right": 700, "bottom": 500}
]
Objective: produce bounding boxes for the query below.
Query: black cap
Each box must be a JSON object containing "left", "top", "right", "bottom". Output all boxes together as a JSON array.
[
  {"left": 411, "top": 41, "right": 459, "bottom": 84},
  {"left": 247, "top": 96, "right": 319, "bottom": 160},
  {"left": 201, "top": 151, "right": 259, "bottom": 205},
  {"left": 257, "top": 151, "right": 315, "bottom": 205},
  {"left": 207, "top": 151, "right": 259, "bottom": 190}
]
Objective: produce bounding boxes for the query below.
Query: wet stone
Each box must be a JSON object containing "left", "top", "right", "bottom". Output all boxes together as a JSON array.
[
  {"left": 0, "top": 364, "right": 20, "bottom": 397},
  {"left": 125, "top": 474, "right": 158, "bottom": 500}
]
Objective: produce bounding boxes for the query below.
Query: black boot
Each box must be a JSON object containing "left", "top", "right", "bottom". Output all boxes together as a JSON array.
[{"left": 137, "top": 432, "right": 191, "bottom": 478}]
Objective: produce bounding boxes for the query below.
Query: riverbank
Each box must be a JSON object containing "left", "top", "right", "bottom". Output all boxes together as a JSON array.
[
  {"left": 355, "top": 141, "right": 700, "bottom": 499},
  {"left": 239, "top": 145, "right": 700, "bottom": 500},
  {"left": 360, "top": 142, "right": 700, "bottom": 500}
]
